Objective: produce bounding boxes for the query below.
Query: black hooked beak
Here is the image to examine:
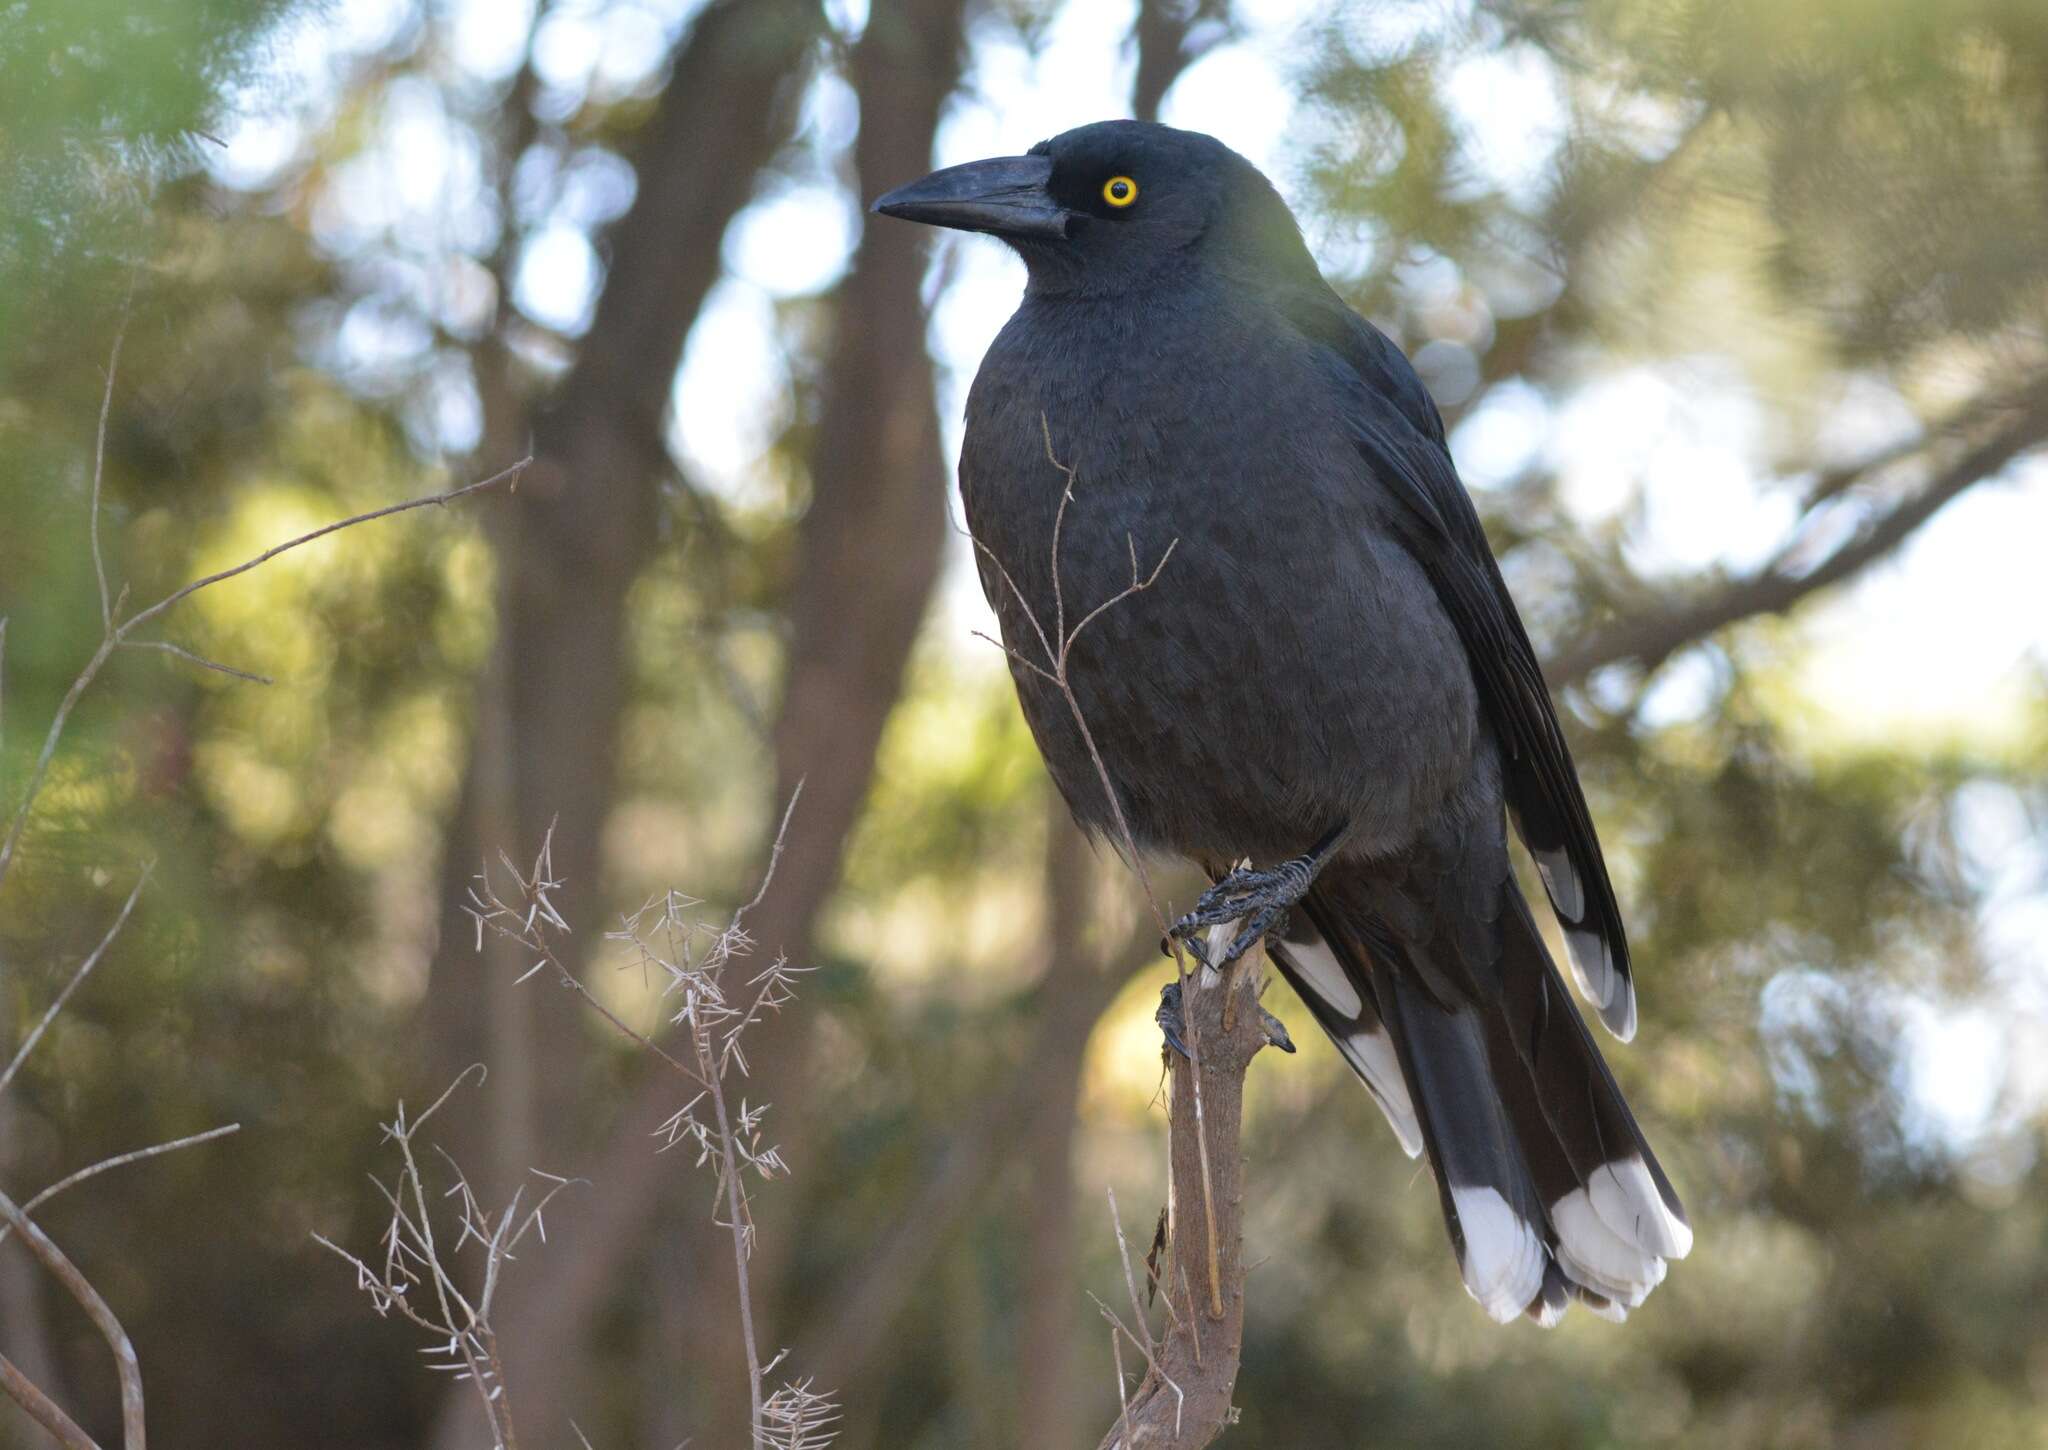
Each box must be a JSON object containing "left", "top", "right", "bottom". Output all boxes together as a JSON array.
[{"left": 870, "top": 154, "right": 1074, "bottom": 241}]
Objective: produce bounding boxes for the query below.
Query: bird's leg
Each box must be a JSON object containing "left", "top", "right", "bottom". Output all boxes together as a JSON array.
[{"left": 1168, "top": 824, "right": 1347, "bottom": 972}]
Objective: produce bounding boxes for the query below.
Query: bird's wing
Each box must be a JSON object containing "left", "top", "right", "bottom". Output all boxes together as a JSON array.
[{"left": 1278, "top": 284, "right": 1637, "bottom": 1041}]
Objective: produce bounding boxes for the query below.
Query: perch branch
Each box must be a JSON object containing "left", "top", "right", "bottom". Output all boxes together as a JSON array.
[{"left": 1094, "top": 956, "right": 1276, "bottom": 1448}]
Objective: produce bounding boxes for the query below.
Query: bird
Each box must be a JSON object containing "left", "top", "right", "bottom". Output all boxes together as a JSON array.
[{"left": 872, "top": 120, "right": 1690, "bottom": 1326}]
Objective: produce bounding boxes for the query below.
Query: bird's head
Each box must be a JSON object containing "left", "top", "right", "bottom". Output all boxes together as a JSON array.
[{"left": 870, "top": 119, "right": 1315, "bottom": 295}]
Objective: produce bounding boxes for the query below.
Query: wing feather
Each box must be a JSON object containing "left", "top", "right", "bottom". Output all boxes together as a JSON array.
[{"left": 1279, "top": 284, "right": 1637, "bottom": 1039}]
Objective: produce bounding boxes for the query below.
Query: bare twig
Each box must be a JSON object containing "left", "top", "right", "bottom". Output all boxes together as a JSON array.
[
  {"left": 963, "top": 418, "right": 1236, "bottom": 1319},
  {"left": 0, "top": 1123, "right": 238, "bottom": 1442},
  {"left": 0, "top": 867, "right": 151, "bottom": 1099},
  {"left": 0, "top": 1350, "right": 101, "bottom": 1450},
  {"left": 117, "top": 638, "right": 274, "bottom": 685},
  {"left": 0, "top": 457, "right": 528, "bottom": 894},
  {"left": 89, "top": 285, "right": 134, "bottom": 632},
  {"left": 0, "top": 1190, "right": 145, "bottom": 1449},
  {"left": 957, "top": 414, "right": 1272, "bottom": 1446},
  {"left": 1095, "top": 1186, "right": 1186, "bottom": 1435},
  {"left": 0, "top": 1125, "right": 241, "bottom": 1251},
  {"left": 1107, "top": 1187, "right": 1156, "bottom": 1361}
]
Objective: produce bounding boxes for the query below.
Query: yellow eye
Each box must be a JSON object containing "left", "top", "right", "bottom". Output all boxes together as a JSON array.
[{"left": 1102, "top": 175, "right": 1138, "bottom": 208}]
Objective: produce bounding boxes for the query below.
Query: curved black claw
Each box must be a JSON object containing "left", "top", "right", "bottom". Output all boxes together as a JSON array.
[
  {"left": 1156, "top": 981, "right": 1191, "bottom": 1061},
  {"left": 1259, "top": 1005, "right": 1296, "bottom": 1053}
]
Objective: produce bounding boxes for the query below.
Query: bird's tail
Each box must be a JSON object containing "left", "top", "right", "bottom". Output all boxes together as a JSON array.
[{"left": 1272, "top": 876, "right": 1691, "bottom": 1325}]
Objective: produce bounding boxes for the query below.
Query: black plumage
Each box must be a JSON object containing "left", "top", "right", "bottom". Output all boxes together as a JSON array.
[{"left": 873, "top": 119, "right": 1689, "bottom": 1324}]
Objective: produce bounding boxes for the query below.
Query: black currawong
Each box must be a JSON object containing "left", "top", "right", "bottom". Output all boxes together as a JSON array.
[{"left": 873, "top": 120, "right": 1691, "bottom": 1326}]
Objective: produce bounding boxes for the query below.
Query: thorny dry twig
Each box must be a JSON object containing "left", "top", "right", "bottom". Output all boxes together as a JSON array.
[
  {"left": 957, "top": 416, "right": 1280, "bottom": 1447},
  {"left": 956, "top": 416, "right": 1238, "bottom": 1320},
  {"left": 314, "top": 1067, "right": 579, "bottom": 1450},
  {"left": 1092, "top": 1186, "right": 1186, "bottom": 1436},
  {"left": 460, "top": 789, "right": 836, "bottom": 1447}
]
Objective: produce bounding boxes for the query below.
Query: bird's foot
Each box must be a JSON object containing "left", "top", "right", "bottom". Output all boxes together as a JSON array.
[
  {"left": 1156, "top": 979, "right": 1296, "bottom": 1061},
  {"left": 1166, "top": 836, "right": 1341, "bottom": 971}
]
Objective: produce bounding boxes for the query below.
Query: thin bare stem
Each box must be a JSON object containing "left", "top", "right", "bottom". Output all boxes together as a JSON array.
[
  {"left": 118, "top": 639, "right": 274, "bottom": 685},
  {"left": 708, "top": 1034, "right": 766, "bottom": 1438},
  {"left": 971, "top": 417, "right": 1228, "bottom": 1323},
  {"left": 737, "top": 782, "right": 805, "bottom": 922},
  {"left": 122, "top": 459, "right": 529, "bottom": 646},
  {"left": 0, "top": 459, "right": 527, "bottom": 894},
  {"left": 0, "top": 1349, "right": 103, "bottom": 1450},
  {"left": 0, "top": 866, "right": 151, "bottom": 1099},
  {"left": 0, "top": 1189, "right": 145, "bottom": 1449},
  {"left": 89, "top": 289, "right": 133, "bottom": 633},
  {"left": 0, "top": 1125, "right": 241, "bottom": 1249},
  {"left": 1107, "top": 1186, "right": 1155, "bottom": 1358}
]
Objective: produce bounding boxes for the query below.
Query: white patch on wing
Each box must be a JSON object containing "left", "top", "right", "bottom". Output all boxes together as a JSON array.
[
  {"left": 1331, "top": 1026, "right": 1422, "bottom": 1159},
  {"left": 1551, "top": 1188, "right": 1666, "bottom": 1308},
  {"left": 1450, "top": 1185, "right": 1546, "bottom": 1325},
  {"left": 1289, "top": 938, "right": 1363, "bottom": 1018},
  {"left": 1587, "top": 1155, "right": 1693, "bottom": 1260},
  {"left": 1535, "top": 847, "right": 1584, "bottom": 921}
]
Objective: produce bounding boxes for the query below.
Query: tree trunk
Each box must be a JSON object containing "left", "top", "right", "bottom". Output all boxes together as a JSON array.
[
  {"left": 1016, "top": 799, "right": 1103, "bottom": 1447},
  {"left": 424, "top": 2, "right": 825, "bottom": 1442},
  {"left": 430, "top": 1, "right": 967, "bottom": 1441}
]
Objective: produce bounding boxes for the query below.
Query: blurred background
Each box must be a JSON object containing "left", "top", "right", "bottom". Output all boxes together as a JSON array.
[{"left": 3, "top": 0, "right": 2047, "bottom": 1445}]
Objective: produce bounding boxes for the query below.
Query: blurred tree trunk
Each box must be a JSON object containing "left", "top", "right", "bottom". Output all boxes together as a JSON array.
[
  {"left": 423, "top": 0, "right": 825, "bottom": 1442},
  {"left": 1131, "top": 0, "right": 1228, "bottom": 123},
  {"left": 792, "top": 16, "right": 1227, "bottom": 1422},
  {"left": 1014, "top": 798, "right": 1100, "bottom": 1447},
  {"left": 431, "top": 1, "right": 967, "bottom": 1443},
  {"left": 663, "top": 1, "right": 974, "bottom": 1438},
  {"left": 789, "top": 831, "right": 1143, "bottom": 1405}
]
